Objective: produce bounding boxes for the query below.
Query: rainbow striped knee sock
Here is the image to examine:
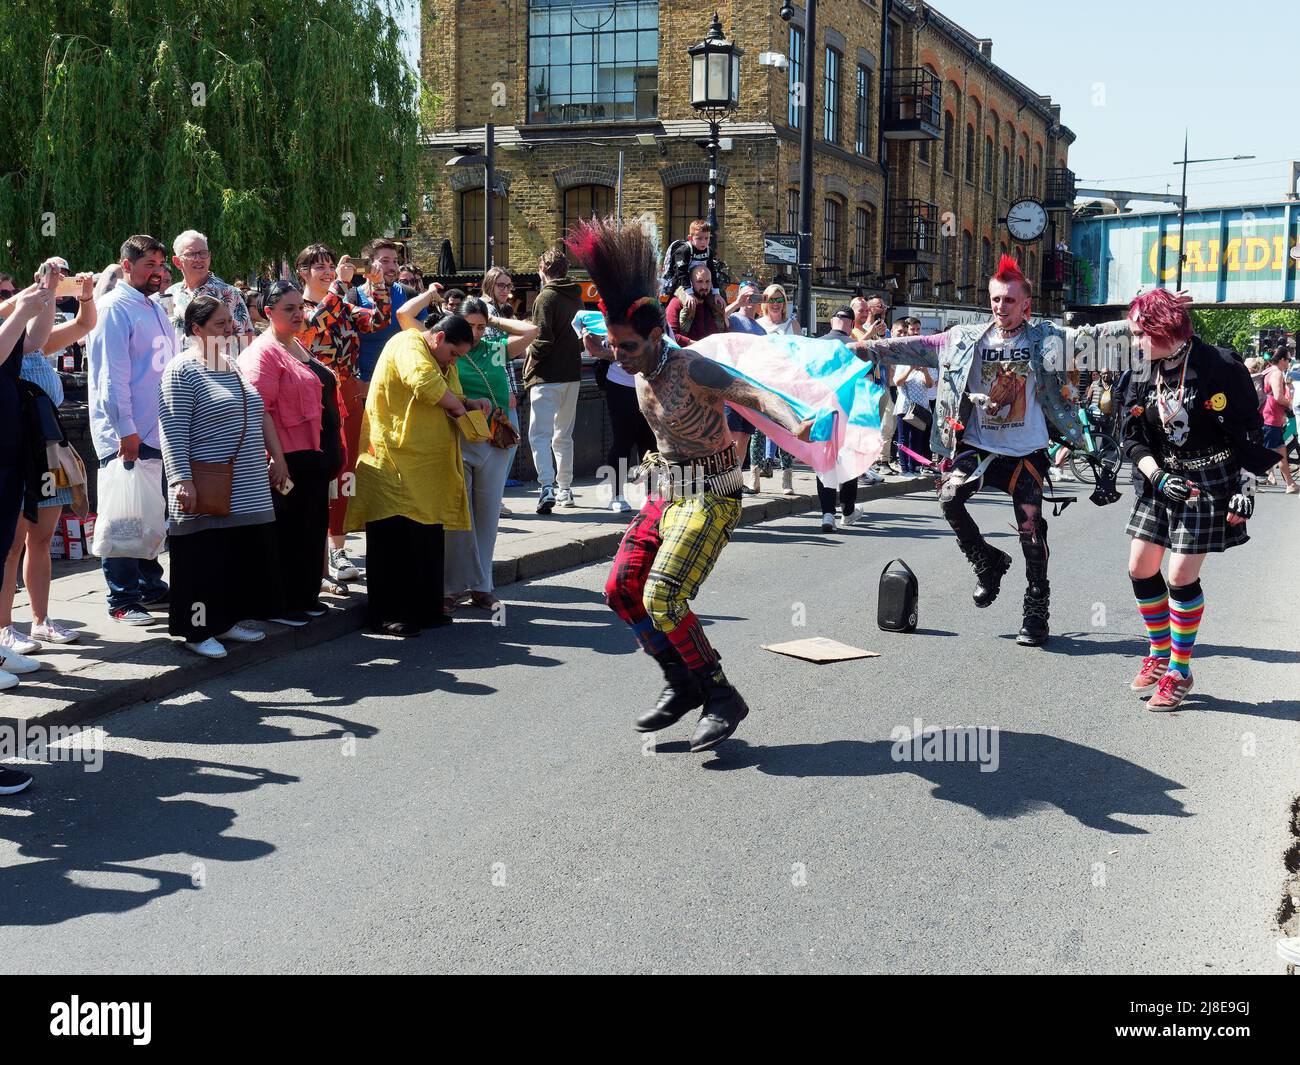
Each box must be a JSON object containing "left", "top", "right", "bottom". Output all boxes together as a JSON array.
[
  {"left": 1167, "top": 580, "right": 1205, "bottom": 677},
  {"left": 1131, "top": 572, "right": 1171, "bottom": 659}
]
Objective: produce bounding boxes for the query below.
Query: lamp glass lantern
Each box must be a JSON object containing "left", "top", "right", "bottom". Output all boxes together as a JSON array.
[{"left": 688, "top": 14, "right": 743, "bottom": 114}]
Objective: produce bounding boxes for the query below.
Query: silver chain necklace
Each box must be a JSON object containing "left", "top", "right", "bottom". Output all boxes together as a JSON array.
[{"left": 643, "top": 341, "right": 671, "bottom": 381}]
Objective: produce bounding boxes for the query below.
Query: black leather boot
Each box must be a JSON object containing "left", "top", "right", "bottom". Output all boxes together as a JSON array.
[
  {"left": 635, "top": 649, "right": 705, "bottom": 732},
  {"left": 960, "top": 541, "right": 1013, "bottom": 608},
  {"left": 688, "top": 667, "right": 750, "bottom": 752},
  {"left": 1016, "top": 563, "right": 1050, "bottom": 646}
]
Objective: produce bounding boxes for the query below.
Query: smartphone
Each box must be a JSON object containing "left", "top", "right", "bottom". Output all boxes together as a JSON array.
[
  {"left": 56, "top": 277, "right": 81, "bottom": 298},
  {"left": 276, "top": 478, "right": 295, "bottom": 496}
]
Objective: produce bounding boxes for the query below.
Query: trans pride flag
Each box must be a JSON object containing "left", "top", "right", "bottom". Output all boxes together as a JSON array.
[{"left": 573, "top": 311, "right": 888, "bottom": 483}]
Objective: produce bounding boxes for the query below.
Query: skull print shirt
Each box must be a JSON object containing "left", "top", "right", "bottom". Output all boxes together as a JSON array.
[{"left": 1136, "top": 357, "right": 1229, "bottom": 457}]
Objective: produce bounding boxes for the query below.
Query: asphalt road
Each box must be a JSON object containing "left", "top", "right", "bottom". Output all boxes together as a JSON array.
[{"left": 2, "top": 478, "right": 1297, "bottom": 974}]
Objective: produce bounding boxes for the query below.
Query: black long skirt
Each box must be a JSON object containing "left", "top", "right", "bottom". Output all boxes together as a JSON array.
[
  {"left": 168, "top": 521, "right": 285, "bottom": 640},
  {"left": 275, "top": 451, "right": 331, "bottom": 611},
  {"left": 365, "top": 516, "right": 444, "bottom": 629}
]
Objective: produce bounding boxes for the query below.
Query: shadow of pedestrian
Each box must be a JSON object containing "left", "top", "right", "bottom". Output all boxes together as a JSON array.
[
  {"left": 702, "top": 731, "right": 1190, "bottom": 835},
  {"left": 0, "top": 752, "right": 294, "bottom": 927}
]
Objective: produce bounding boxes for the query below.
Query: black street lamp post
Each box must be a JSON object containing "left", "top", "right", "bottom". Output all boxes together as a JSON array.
[
  {"left": 778, "top": 0, "right": 815, "bottom": 333},
  {"left": 688, "top": 14, "right": 743, "bottom": 258}
]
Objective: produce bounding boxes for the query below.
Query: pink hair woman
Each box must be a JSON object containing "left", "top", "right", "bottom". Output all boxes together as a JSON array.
[{"left": 1120, "top": 289, "right": 1280, "bottom": 709}]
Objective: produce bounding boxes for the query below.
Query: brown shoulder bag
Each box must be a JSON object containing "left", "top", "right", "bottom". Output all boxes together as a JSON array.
[{"left": 189, "top": 368, "right": 249, "bottom": 517}]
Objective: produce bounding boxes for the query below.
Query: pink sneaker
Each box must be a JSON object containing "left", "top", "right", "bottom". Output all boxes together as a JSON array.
[
  {"left": 1131, "top": 655, "right": 1170, "bottom": 693},
  {"left": 1147, "top": 670, "right": 1193, "bottom": 711}
]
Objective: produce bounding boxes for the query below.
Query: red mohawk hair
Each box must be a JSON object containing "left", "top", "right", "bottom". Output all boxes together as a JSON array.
[{"left": 991, "top": 253, "right": 1031, "bottom": 297}]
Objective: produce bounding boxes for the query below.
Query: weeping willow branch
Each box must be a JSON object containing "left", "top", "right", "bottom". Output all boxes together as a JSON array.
[{"left": 1, "top": 1, "right": 428, "bottom": 277}]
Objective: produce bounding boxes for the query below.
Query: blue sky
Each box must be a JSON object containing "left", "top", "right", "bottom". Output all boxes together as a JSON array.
[{"left": 928, "top": 0, "right": 1297, "bottom": 212}]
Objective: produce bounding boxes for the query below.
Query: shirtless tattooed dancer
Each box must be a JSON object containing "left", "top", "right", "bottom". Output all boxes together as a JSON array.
[{"left": 567, "top": 218, "right": 813, "bottom": 752}]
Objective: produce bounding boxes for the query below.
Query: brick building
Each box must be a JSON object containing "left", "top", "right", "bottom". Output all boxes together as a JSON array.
[{"left": 413, "top": 0, "right": 1077, "bottom": 326}]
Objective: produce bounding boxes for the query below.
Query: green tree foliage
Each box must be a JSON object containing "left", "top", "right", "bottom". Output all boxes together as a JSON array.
[
  {"left": 1191, "top": 308, "right": 1300, "bottom": 355},
  {"left": 1, "top": 1, "right": 426, "bottom": 279}
]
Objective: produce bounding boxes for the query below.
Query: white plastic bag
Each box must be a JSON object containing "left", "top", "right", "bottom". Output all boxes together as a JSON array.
[{"left": 91, "top": 458, "right": 167, "bottom": 559}]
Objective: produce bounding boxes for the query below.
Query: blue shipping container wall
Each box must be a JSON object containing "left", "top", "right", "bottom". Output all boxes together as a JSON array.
[{"left": 1072, "top": 201, "right": 1300, "bottom": 306}]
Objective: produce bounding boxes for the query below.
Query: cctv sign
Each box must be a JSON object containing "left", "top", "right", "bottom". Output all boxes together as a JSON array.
[{"left": 764, "top": 233, "right": 798, "bottom": 266}]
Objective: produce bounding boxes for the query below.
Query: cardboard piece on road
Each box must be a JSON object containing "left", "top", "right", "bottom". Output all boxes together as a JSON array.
[{"left": 762, "top": 637, "right": 880, "bottom": 663}]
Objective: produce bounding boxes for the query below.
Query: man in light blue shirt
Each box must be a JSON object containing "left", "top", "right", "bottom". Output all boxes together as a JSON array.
[
  {"left": 85, "top": 235, "right": 178, "bottom": 623},
  {"left": 353, "top": 237, "right": 426, "bottom": 383}
]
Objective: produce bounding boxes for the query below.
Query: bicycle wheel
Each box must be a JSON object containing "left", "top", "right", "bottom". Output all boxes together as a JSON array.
[
  {"left": 1070, "top": 433, "right": 1122, "bottom": 485},
  {"left": 1068, "top": 448, "right": 1096, "bottom": 484}
]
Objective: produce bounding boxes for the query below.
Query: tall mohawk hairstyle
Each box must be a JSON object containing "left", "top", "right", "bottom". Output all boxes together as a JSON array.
[
  {"left": 992, "top": 253, "right": 1031, "bottom": 296},
  {"left": 565, "top": 216, "right": 664, "bottom": 337}
]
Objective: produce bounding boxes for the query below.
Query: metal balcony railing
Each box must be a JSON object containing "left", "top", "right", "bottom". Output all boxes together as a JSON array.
[
  {"left": 1044, "top": 167, "right": 1077, "bottom": 209},
  {"left": 885, "top": 199, "right": 939, "bottom": 262},
  {"left": 881, "top": 67, "right": 942, "bottom": 140}
]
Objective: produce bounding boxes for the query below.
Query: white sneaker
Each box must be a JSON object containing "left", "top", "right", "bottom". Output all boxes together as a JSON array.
[
  {"left": 500, "top": 503, "right": 513, "bottom": 517},
  {"left": 218, "top": 624, "right": 265, "bottom": 643},
  {"left": 555, "top": 488, "right": 577, "bottom": 508},
  {"left": 0, "top": 668, "right": 18, "bottom": 691},
  {"left": 0, "top": 625, "right": 40, "bottom": 655},
  {"left": 30, "top": 619, "right": 78, "bottom": 644},
  {"left": 329, "top": 548, "right": 360, "bottom": 581},
  {"left": 610, "top": 496, "right": 632, "bottom": 512},
  {"left": 860, "top": 469, "right": 885, "bottom": 485},
  {"left": 0, "top": 646, "right": 40, "bottom": 674},
  {"left": 840, "top": 509, "right": 864, "bottom": 526},
  {"left": 820, "top": 512, "right": 836, "bottom": 532},
  {"left": 184, "top": 637, "right": 227, "bottom": 659}
]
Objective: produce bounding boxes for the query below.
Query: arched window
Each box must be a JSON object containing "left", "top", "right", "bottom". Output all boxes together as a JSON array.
[
  {"left": 980, "top": 237, "right": 992, "bottom": 284},
  {"left": 965, "top": 123, "right": 976, "bottom": 184},
  {"left": 668, "top": 183, "right": 719, "bottom": 247},
  {"left": 853, "top": 205, "right": 876, "bottom": 279},
  {"left": 786, "top": 187, "right": 800, "bottom": 234},
  {"left": 563, "top": 184, "right": 613, "bottom": 238},
  {"left": 961, "top": 231, "right": 973, "bottom": 298},
  {"left": 1017, "top": 154, "right": 1026, "bottom": 195},
  {"left": 460, "top": 188, "right": 509, "bottom": 272},
  {"left": 942, "top": 112, "right": 954, "bottom": 173},
  {"left": 1001, "top": 145, "right": 1010, "bottom": 198},
  {"left": 984, "top": 135, "right": 994, "bottom": 192},
  {"left": 821, "top": 197, "right": 844, "bottom": 284},
  {"left": 823, "top": 47, "right": 841, "bottom": 144}
]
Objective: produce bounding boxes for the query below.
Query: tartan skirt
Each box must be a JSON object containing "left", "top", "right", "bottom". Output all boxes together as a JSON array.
[{"left": 1125, "top": 449, "right": 1248, "bottom": 554}]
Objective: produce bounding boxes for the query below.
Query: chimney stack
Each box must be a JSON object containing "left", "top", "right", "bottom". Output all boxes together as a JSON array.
[
  {"left": 1288, "top": 161, "right": 1300, "bottom": 201},
  {"left": 977, "top": 39, "right": 992, "bottom": 60}
]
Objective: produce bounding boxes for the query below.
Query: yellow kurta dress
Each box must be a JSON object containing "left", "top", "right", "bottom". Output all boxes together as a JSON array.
[{"left": 344, "top": 329, "right": 471, "bottom": 533}]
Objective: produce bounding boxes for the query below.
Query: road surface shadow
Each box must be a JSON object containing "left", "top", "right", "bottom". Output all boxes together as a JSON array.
[
  {"left": 704, "top": 731, "right": 1190, "bottom": 835},
  {"left": 0, "top": 751, "right": 294, "bottom": 927},
  {"left": 1014, "top": 631, "right": 1300, "bottom": 666}
]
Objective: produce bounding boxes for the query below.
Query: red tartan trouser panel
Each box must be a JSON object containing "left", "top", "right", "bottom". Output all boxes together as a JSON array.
[{"left": 604, "top": 493, "right": 735, "bottom": 671}]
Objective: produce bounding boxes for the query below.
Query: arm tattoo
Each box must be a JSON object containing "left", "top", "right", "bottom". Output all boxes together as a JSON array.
[
  {"left": 686, "top": 357, "right": 738, "bottom": 391},
  {"left": 720, "top": 373, "right": 806, "bottom": 435}
]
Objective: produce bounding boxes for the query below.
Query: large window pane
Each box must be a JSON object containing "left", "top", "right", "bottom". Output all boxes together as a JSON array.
[
  {"left": 528, "top": 0, "right": 658, "bottom": 124},
  {"left": 564, "top": 185, "right": 614, "bottom": 236}
]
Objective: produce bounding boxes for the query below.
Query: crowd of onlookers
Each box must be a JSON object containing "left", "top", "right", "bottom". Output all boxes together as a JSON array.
[{"left": 3, "top": 217, "right": 1295, "bottom": 694}]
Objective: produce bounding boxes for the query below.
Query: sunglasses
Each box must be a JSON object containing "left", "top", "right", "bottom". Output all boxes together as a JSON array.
[{"left": 766, "top": 297, "right": 786, "bottom": 303}]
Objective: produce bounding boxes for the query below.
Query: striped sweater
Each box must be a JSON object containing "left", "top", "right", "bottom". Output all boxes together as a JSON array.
[{"left": 158, "top": 355, "right": 276, "bottom": 535}]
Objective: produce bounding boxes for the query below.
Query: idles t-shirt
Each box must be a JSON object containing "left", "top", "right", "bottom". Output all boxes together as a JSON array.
[{"left": 961, "top": 330, "right": 1049, "bottom": 457}]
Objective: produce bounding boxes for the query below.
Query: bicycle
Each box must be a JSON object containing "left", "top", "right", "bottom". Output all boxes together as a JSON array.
[{"left": 1047, "top": 406, "right": 1123, "bottom": 486}]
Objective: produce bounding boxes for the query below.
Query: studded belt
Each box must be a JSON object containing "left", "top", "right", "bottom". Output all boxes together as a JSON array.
[
  {"left": 633, "top": 444, "right": 742, "bottom": 499},
  {"left": 1163, "top": 447, "right": 1232, "bottom": 471}
]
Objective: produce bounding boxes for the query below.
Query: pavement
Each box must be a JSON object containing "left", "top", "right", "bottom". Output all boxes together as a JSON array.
[
  {"left": 1, "top": 468, "right": 930, "bottom": 732},
  {"left": 1, "top": 473, "right": 1295, "bottom": 973}
]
